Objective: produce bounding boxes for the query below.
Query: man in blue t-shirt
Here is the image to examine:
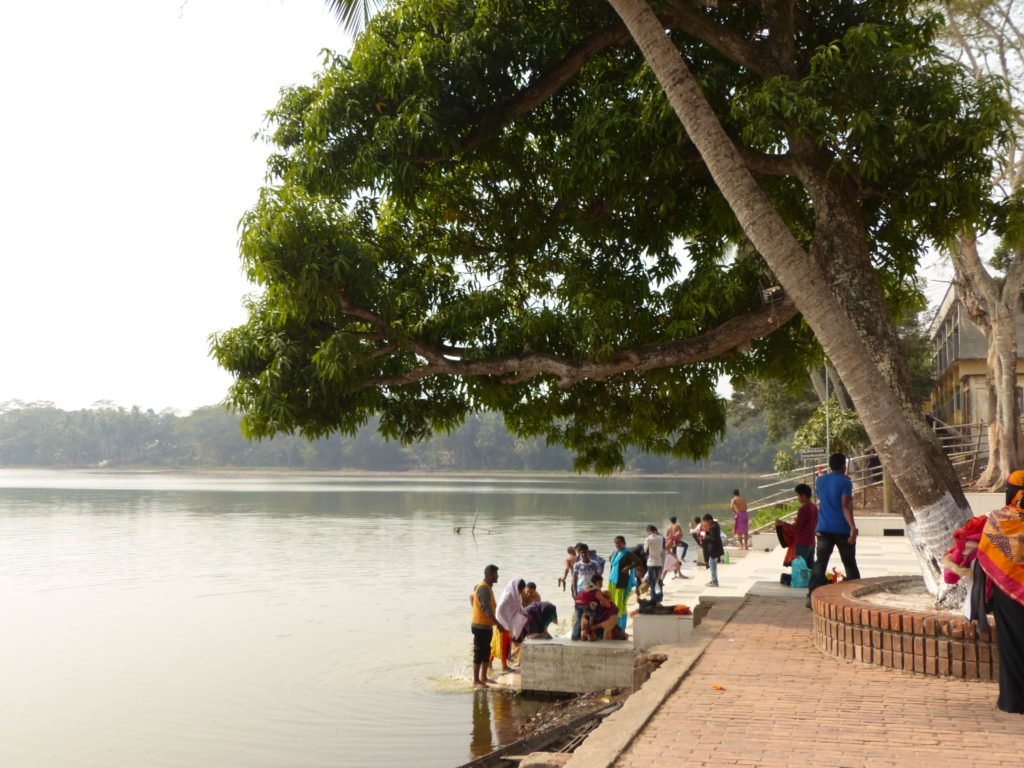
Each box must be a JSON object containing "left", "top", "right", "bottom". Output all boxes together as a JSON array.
[{"left": 808, "top": 452, "right": 861, "bottom": 606}]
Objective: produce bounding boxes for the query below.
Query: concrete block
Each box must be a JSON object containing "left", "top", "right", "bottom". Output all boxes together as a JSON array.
[
  {"left": 857, "top": 517, "right": 906, "bottom": 537},
  {"left": 632, "top": 613, "right": 694, "bottom": 651},
  {"left": 520, "top": 637, "right": 636, "bottom": 694}
]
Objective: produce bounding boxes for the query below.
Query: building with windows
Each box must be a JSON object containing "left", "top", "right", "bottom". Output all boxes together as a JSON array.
[{"left": 928, "top": 285, "right": 1024, "bottom": 424}]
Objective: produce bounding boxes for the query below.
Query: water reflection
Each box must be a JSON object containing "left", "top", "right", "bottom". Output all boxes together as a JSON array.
[
  {"left": 469, "top": 690, "right": 545, "bottom": 760},
  {"left": 0, "top": 470, "right": 747, "bottom": 768},
  {"left": 470, "top": 691, "right": 495, "bottom": 757}
]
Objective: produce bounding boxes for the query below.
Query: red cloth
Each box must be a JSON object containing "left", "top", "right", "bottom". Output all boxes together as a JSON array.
[
  {"left": 793, "top": 501, "right": 819, "bottom": 547},
  {"left": 942, "top": 515, "right": 987, "bottom": 585},
  {"left": 776, "top": 523, "right": 797, "bottom": 567}
]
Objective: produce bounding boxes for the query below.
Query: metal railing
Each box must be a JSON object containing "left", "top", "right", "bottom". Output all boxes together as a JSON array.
[
  {"left": 749, "top": 452, "right": 883, "bottom": 514},
  {"left": 748, "top": 417, "right": 988, "bottom": 533}
]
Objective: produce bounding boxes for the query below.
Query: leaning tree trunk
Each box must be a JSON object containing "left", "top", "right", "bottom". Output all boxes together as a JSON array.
[
  {"left": 608, "top": 0, "right": 973, "bottom": 602},
  {"left": 951, "top": 235, "right": 1024, "bottom": 490}
]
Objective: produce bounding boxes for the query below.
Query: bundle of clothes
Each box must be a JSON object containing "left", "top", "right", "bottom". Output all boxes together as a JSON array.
[{"left": 941, "top": 513, "right": 987, "bottom": 588}]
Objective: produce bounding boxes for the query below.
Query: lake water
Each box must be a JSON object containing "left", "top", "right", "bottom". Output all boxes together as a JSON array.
[{"left": 0, "top": 470, "right": 746, "bottom": 768}]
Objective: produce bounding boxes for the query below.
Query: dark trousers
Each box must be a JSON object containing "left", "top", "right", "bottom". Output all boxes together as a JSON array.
[
  {"left": 647, "top": 566, "right": 663, "bottom": 601},
  {"left": 794, "top": 544, "right": 814, "bottom": 570},
  {"left": 993, "top": 587, "right": 1024, "bottom": 713},
  {"left": 808, "top": 532, "right": 860, "bottom": 592},
  {"left": 472, "top": 626, "right": 493, "bottom": 664}
]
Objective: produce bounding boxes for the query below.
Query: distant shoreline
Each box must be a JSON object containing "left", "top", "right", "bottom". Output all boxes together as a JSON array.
[{"left": 0, "top": 466, "right": 761, "bottom": 480}]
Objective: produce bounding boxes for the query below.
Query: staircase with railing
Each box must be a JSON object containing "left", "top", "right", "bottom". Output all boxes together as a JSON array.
[{"left": 748, "top": 416, "right": 988, "bottom": 530}]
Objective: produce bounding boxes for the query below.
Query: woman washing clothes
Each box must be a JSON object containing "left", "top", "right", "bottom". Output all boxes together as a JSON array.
[
  {"left": 491, "top": 578, "right": 530, "bottom": 673},
  {"left": 517, "top": 601, "right": 558, "bottom": 641}
]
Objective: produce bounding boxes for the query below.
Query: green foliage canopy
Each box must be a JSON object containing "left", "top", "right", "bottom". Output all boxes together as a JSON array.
[
  {"left": 792, "top": 398, "right": 869, "bottom": 455},
  {"left": 212, "top": 0, "right": 1011, "bottom": 473}
]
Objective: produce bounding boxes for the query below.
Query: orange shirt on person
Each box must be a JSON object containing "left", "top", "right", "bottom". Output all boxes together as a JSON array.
[{"left": 471, "top": 581, "right": 497, "bottom": 627}]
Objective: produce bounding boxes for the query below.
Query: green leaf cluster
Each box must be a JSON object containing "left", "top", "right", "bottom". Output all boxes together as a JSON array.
[{"left": 792, "top": 398, "right": 869, "bottom": 455}]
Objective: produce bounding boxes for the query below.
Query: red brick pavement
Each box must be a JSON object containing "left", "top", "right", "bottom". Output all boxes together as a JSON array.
[{"left": 616, "top": 596, "right": 1023, "bottom": 767}]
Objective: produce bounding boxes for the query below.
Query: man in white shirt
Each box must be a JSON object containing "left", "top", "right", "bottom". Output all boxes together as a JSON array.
[{"left": 644, "top": 524, "right": 665, "bottom": 602}]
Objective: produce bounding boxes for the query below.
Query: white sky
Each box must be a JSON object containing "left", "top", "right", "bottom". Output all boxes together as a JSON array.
[
  {"left": 0, "top": 0, "right": 350, "bottom": 412},
  {"left": 0, "top": 2, "right": 958, "bottom": 413}
]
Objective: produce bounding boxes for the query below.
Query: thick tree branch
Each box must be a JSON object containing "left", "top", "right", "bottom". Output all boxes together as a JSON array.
[
  {"left": 735, "top": 145, "right": 797, "bottom": 176},
  {"left": 335, "top": 295, "right": 798, "bottom": 391},
  {"left": 419, "top": 5, "right": 779, "bottom": 165},
  {"left": 663, "top": 0, "right": 775, "bottom": 78},
  {"left": 336, "top": 290, "right": 465, "bottom": 364},
  {"left": 764, "top": 0, "right": 798, "bottom": 75}
]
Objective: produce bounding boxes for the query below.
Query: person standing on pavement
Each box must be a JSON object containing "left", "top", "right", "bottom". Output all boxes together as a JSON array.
[
  {"left": 808, "top": 453, "right": 861, "bottom": 607},
  {"left": 690, "top": 516, "right": 705, "bottom": 567},
  {"left": 701, "top": 514, "right": 724, "bottom": 587},
  {"left": 644, "top": 525, "right": 666, "bottom": 602},
  {"left": 975, "top": 470, "right": 1024, "bottom": 713},
  {"left": 731, "top": 490, "right": 750, "bottom": 550},
  {"left": 471, "top": 564, "right": 504, "bottom": 688},
  {"left": 609, "top": 535, "right": 642, "bottom": 630}
]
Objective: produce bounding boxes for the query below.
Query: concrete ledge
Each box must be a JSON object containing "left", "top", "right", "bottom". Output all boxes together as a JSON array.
[
  {"left": 856, "top": 516, "right": 906, "bottom": 537},
  {"left": 520, "top": 637, "right": 637, "bottom": 694},
  {"left": 565, "top": 599, "right": 746, "bottom": 768},
  {"left": 632, "top": 613, "right": 694, "bottom": 651},
  {"left": 697, "top": 593, "right": 745, "bottom": 610}
]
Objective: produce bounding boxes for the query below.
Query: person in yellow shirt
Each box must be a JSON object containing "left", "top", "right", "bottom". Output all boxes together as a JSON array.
[{"left": 470, "top": 564, "right": 504, "bottom": 688}]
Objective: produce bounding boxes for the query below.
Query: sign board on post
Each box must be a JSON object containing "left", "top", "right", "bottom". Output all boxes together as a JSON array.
[{"left": 799, "top": 448, "right": 826, "bottom": 465}]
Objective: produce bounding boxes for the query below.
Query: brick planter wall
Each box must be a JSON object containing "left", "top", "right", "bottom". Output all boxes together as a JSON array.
[{"left": 810, "top": 576, "right": 998, "bottom": 680}]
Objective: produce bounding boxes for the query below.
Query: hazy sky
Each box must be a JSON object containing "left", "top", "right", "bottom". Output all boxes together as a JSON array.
[
  {"left": 1, "top": 1, "right": 350, "bottom": 412},
  {"left": 0, "top": 2, "right": 955, "bottom": 413}
]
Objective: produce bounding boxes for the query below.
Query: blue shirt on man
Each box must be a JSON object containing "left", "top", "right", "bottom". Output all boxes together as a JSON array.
[{"left": 816, "top": 472, "right": 853, "bottom": 534}]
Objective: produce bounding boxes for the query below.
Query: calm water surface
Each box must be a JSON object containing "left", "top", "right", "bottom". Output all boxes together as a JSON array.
[{"left": 0, "top": 470, "right": 745, "bottom": 768}]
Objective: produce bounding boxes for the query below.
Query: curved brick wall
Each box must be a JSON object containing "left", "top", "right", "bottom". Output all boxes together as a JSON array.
[{"left": 810, "top": 576, "right": 998, "bottom": 680}]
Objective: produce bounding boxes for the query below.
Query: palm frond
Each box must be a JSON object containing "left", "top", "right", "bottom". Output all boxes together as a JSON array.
[{"left": 325, "top": 0, "right": 384, "bottom": 37}]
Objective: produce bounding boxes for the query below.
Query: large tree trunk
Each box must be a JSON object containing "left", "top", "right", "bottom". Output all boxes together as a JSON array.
[
  {"left": 982, "top": 316, "right": 1022, "bottom": 487},
  {"left": 608, "top": 0, "right": 972, "bottom": 602},
  {"left": 809, "top": 364, "right": 853, "bottom": 409},
  {"left": 951, "top": 235, "right": 1024, "bottom": 490}
]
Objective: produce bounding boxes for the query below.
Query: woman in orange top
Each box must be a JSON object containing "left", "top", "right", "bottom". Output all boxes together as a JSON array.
[{"left": 977, "top": 472, "right": 1024, "bottom": 713}]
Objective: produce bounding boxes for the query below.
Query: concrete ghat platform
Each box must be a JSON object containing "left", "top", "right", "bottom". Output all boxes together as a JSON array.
[{"left": 520, "top": 637, "right": 639, "bottom": 693}]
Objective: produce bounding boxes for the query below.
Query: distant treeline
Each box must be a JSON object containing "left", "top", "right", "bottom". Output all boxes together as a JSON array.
[{"left": 0, "top": 402, "right": 779, "bottom": 472}]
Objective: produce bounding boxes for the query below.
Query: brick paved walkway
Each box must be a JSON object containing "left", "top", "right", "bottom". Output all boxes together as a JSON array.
[{"left": 617, "top": 596, "right": 1023, "bottom": 767}]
